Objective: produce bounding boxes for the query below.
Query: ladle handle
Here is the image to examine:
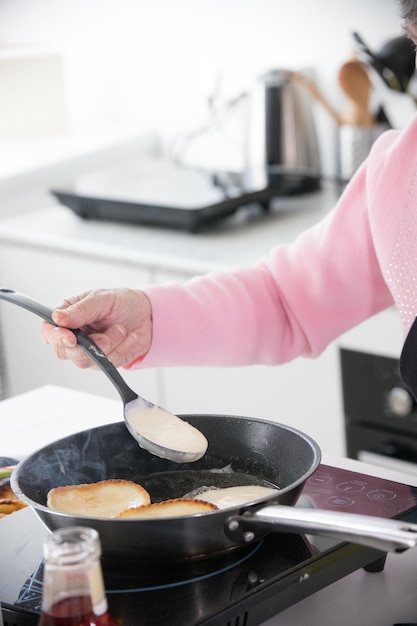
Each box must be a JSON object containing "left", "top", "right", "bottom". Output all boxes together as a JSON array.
[{"left": 0, "top": 288, "right": 138, "bottom": 405}]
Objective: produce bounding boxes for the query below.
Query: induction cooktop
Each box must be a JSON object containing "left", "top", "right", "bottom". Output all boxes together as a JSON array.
[
  {"left": 51, "top": 158, "right": 321, "bottom": 233},
  {"left": 1, "top": 464, "right": 417, "bottom": 626}
]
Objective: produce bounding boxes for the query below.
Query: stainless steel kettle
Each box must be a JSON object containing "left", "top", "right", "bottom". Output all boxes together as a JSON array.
[{"left": 243, "top": 69, "right": 321, "bottom": 193}]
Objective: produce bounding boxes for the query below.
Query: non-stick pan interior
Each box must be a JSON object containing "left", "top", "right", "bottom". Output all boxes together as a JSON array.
[
  {"left": 12, "top": 415, "right": 321, "bottom": 561},
  {"left": 13, "top": 415, "right": 320, "bottom": 507}
]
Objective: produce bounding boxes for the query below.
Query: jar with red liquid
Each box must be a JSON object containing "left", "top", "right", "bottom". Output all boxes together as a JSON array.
[{"left": 37, "top": 526, "right": 118, "bottom": 626}]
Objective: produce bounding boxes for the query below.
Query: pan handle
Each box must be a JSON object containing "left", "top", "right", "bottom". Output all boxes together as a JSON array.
[{"left": 225, "top": 505, "right": 417, "bottom": 553}]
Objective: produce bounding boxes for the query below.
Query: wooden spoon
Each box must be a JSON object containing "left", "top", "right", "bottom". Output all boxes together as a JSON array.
[{"left": 338, "top": 60, "right": 374, "bottom": 126}]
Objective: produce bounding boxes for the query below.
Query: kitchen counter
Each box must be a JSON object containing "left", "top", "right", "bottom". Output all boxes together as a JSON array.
[
  {"left": 1, "top": 385, "right": 417, "bottom": 626},
  {"left": 0, "top": 181, "right": 339, "bottom": 275},
  {"left": 0, "top": 385, "right": 119, "bottom": 460}
]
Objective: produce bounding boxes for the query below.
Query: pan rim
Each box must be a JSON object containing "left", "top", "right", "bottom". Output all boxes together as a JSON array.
[{"left": 11, "top": 414, "right": 322, "bottom": 521}]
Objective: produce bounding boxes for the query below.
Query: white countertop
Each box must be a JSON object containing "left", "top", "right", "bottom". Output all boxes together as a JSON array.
[
  {"left": 1, "top": 385, "right": 417, "bottom": 625},
  {"left": 0, "top": 182, "right": 339, "bottom": 276},
  {"left": 0, "top": 385, "right": 119, "bottom": 460}
]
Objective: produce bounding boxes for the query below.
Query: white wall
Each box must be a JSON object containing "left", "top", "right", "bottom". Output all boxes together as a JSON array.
[{"left": 0, "top": 0, "right": 404, "bottom": 176}]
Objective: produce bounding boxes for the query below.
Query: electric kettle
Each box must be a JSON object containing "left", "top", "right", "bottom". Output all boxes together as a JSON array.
[{"left": 244, "top": 69, "right": 321, "bottom": 193}]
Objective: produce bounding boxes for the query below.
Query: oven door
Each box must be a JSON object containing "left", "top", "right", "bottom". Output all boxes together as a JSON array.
[{"left": 341, "top": 348, "right": 417, "bottom": 476}]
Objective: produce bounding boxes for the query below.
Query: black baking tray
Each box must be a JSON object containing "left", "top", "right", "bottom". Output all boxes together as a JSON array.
[{"left": 51, "top": 159, "right": 320, "bottom": 233}]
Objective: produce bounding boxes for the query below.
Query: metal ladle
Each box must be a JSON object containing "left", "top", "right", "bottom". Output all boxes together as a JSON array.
[{"left": 0, "top": 288, "right": 208, "bottom": 463}]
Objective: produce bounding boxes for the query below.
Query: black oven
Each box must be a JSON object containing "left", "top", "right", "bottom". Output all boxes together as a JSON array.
[{"left": 341, "top": 347, "right": 417, "bottom": 475}]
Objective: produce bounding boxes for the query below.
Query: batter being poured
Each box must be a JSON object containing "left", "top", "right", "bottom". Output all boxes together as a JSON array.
[{"left": 125, "top": 402, "right": 208, "bottom": 462}]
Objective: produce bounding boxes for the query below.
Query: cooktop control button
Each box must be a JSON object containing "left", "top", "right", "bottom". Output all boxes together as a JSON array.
[
  {"left": 366, "top": 489, "right": 396, "bottom": 501},
  {"left": 336, "top": 481, "right": 366, "bottom": 493},
  {"left": 308, "top": 473, "right": 332, "bottom": 485},
  {"left": 386, "top": 386, "right": 414, "bottom": 417},
  {"left": 325, "top": 495, "right": 355, "bottom": 507}
]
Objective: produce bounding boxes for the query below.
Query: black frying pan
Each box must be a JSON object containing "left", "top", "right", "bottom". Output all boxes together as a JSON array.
[{"left": 11, "top": 417, "right": 417, "bottom": 561}]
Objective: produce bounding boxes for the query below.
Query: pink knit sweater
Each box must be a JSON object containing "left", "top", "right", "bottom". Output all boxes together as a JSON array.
[{"left": 138, "top": 114, "right": 417, "bottom": 369}]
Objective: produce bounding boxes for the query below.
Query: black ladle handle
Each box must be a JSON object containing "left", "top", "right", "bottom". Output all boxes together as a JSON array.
[{"left": 0, "top": 288, "right": 138, "bottom": 405}]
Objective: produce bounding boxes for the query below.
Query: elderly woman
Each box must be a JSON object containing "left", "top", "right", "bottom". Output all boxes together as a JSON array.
[{"left": 41, "top": 1, "right": 417, "bottom": 382}]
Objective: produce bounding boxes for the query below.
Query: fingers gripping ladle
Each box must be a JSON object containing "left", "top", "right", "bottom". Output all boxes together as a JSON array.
[{"left": 0, "top": 288, "right": 208, "bottom": 463}]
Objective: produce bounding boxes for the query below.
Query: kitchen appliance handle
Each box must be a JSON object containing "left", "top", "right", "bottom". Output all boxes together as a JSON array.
[
  {"left": 357, "top": 451, "right": 417, "bottom": 478},
  {"left": 226, "top": 505, "right": 417, "bottom": 553}
]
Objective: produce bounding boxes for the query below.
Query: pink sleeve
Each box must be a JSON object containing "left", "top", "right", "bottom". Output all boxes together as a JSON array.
[{"left": 133, "top": 152, "right": 394, "bottom": 369}]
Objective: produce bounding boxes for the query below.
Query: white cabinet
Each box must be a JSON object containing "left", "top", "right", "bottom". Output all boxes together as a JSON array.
[{"left": 161, "top": 348, "right": 344, "bottom": 453}]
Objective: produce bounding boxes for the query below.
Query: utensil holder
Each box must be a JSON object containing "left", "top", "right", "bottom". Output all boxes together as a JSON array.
[{"left": 336, "top": 123, "right": 388, "bottom": 181}]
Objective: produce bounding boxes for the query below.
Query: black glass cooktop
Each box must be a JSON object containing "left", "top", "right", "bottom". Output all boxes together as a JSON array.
[
  {"left": 51, "top": 158, "right": 320, "bottom": 233},
  {"left": 1, "top": 464, "right": 417, "bottom": 626}
]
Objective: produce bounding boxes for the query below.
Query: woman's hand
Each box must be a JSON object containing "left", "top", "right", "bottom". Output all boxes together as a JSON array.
[{"left": 41, "top": 288, "right": 152, "bottom": 369}]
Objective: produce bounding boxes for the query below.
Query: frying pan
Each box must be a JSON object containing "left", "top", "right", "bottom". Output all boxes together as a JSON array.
[{"left": 11, "top": 417, "right": 417, "bottom": 561}]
